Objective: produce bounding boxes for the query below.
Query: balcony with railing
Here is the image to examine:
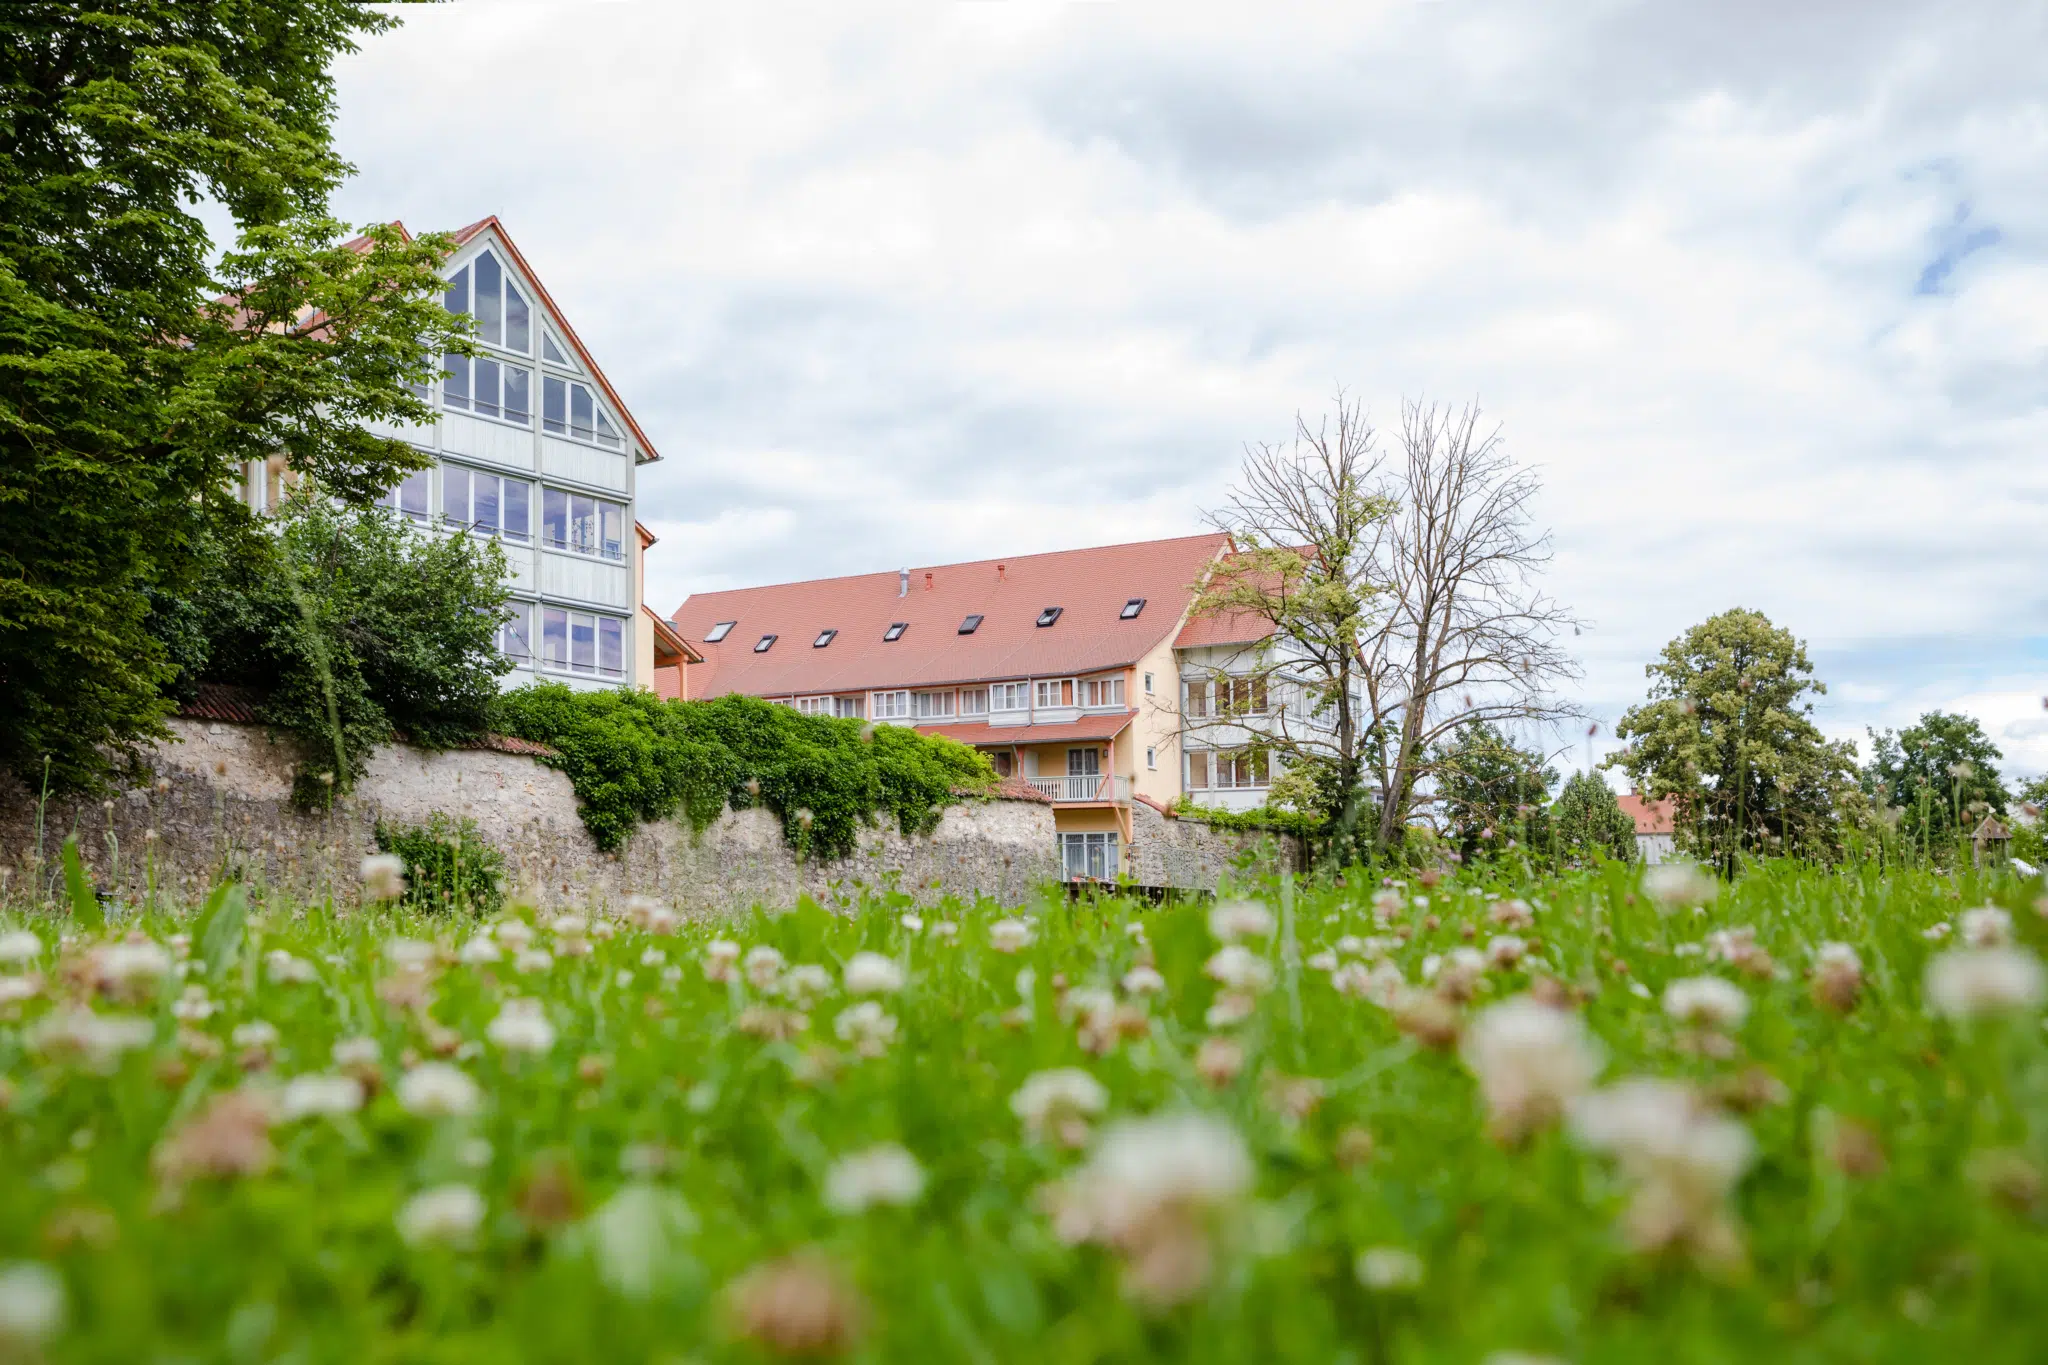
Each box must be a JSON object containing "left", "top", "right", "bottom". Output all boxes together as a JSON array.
[{"left": 1027, "top": 773, "right": 1132, "bottom": 804}]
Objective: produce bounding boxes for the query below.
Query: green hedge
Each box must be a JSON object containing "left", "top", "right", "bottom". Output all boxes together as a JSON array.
[
  {"left": 488, "top": 686, "right": 996, "bottom": 856},
  {"left": 373, "top": 814, "right": 504, "bottom": 915},
  {"left": 1169, "top": 795, "right": 1326, "bottom": 838}
]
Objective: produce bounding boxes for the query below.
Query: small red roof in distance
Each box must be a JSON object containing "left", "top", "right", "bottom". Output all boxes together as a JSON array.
[
  {"left": 674, "top": 533, "right": 1230, "bottom": 698},
  {"left": 1617, "top": 794, "right": 1677, "bottom": 836}
]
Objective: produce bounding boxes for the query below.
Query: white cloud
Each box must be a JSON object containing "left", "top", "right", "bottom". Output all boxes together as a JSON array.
[{"left": 329, "top": 0, "right": 2047, "bottom": 773}]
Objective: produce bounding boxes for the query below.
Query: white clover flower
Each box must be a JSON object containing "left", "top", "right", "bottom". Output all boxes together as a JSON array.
[
  {"left": 833, "top": 1000, "right": 898, "bottom": 1055},
  {"left": 1306, "top": 950, "right": 1339, "bottom": 973},
  {"left": 624, "top": 894, "right": 662, "bottom": 929},
  {"left": 456, "top": 936, "right": 501, "bottom": 965},
  {"left": 1011, "top": 1068, "right": 1110, "bottom": 1141},
  {"left": 1061, "top": 1112, "right": 1253, "bottom": 1245},
  {"left": 1643, "top": 862, "right": 1717, "bottom": 910},
  {"left": 1204, "top": 945, "right": 1273, "bottom": 994},
  {"left": 1925, "top": 947, "right": 2046, "bottom": 1021},
  {"left": 989, "top": 918, "right": 1034, "bottom": 953},
  {"left": 1120, "top": 965, "right": 1166, "bottom": 996},
  {"left": 0, "top": 977, "right": 38, "bottom": 1006},
  {"left": 396, "top": 1185, "right": 486, "bottom": 1246},
  {"left": 659, "top": 965, "right": 682, "bottom": 985},
  {"left": 1371, "top": 888, "right": 1404, "bottom": 921},
  {"left": 1484, "top": 935, "right": 1529, "bottom": 970},
  {"left": 842, "top": 951, "right": 904, "bottom": 995},
  {"left": 513, "top": 949, "right": 553, "bottom": 975},
  {"left": 279, "top": 1073, "right": 366, "bottom": 1120},
  {"left": 486, "top": 998, "right": 556, "bottom": 1054},
  {"left": 639, "top": 947, "right": 667, "bottom": 967},
  {"left": 95, "top": 941, "right": 173, "bottom": 987},
  {"left": 1208, "top": 900, "right": 1275, "bottom": 942},
  {"left": 1568, "top": 1077, "right": 1755, "bottom": 1260},
  {"left": 396, "top": 1062, "right": 481, "bottom": 1118},
  {"left": 231, "top": 1020, "right": 280, "bottom": 1049},
  {"left": 778, "top": 963, "right": 833, "bottom": 1002},
  {"left": 1662, "top": 976, "right": 1749, "bottom": 1030},
  {"left": 1356, "top": 1246, "right": 1425, "bottom": 1291},
  {"left": 1332, "top": 960, "right": 1407, "bottom": 1007},
  {"left": 1205, "top": 992, "right": 1257, "bottom": 1028},
  {"left": 1460, "top": 996, "right": 1603, "bottom": 1142},
  {"left": 359, "top": 854, "right": 406, "bottom": 901},
  {"left": 332, "top": 1036, "right": 380, "bottom": 1068},
  {"left": 0, "top": 930, "right": 42, "bottom": 965},
  {"left": 0, "top": 1261, "right": 65, "bottom": 1346},
  {"left": 1960, "top": 906, "right": 2013, "bottom": 948},
  {"left": 703, "top": 939, "right": 742, "bottom": 982},
  {"left": 170, "top": 986, "right": 215, "bottom": 1022},
  {"left": 1922, "top": 921, "right": 1953, "bottom": 942},
  {"left": 823, "top": 1144, "right": 926, "bottom": 1212},
  {"left": 493, "top": 920, "right": 536, "bottom": 953},
  {"left": 743, "top": 945, "right": 787, "bottom": 990},
  {"left": 899, "top": 913, "right": 924, "bottom": 932},
  {"left": 27, "top": 1009, "right": 153, "bottom": 1070},
  {"left": 931, "top": 920, "right": 959, "bottom": 941},
  {"left": 551, "top": 915, "right": 591, "bottom": 957},
  {"left": 265, "top": 950, "right": 318, "bottom": 984}
]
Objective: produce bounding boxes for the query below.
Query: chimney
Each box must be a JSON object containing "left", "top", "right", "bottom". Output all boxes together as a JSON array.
[
  {"left": 924, "top": 571, "right": 934, "bottom": 591},
  {"left": 996, "top": 562, "right": 1006, "bottom": 582},
  {"left": 898, "top": 568, "right": 909, "bottom": 598}
]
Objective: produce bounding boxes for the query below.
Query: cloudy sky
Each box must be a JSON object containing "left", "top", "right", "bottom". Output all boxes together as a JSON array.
[{"left": 330, "top": 0, "right": 2047, "bottom": 777}]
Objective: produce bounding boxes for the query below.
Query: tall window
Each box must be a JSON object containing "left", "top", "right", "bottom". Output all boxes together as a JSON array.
[
  {"left": 376, "top": 469, "right": 431, "bottom": 523},
  {"left": 834, "top": 696, "right": 864, "bottom": 719},
  {"left": 873, "top": 690, "right": 910, "bottom": 720},
  {"left": 443, "top": 467, "right": 530, "bottom": 542},
  {"left": 445, "top": 249, "right": 531, "bottom": 353},
  {"left": 442, "top": 353, "right": 531, "bottom": 424},
  {"left": 912, "top": 691, "right": 955, "bottom": 720},
  {"left": 1034, "top": 679, "right": 1075, "bottom": 709},
  {"left": 542, "top": 376, "right": 623, "bottom": 449},
  {"left": 959, "top": 687, "right": 988, "bottom": 717},
  {"left": 540, "top": 608, "right": 625, "bottom": 678},
  {"left": 541, "top": 489, "right": 625, "bottom": 560},
  {"left": 497, "top": 602, "right": 531, "bottom": 663},
  {"left": 1061, "top": 832, "right": 1119, "bottom": 881}
]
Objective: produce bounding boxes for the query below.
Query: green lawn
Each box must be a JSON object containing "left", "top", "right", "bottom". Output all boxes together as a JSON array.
[{"left": 2, "top": 860, "right": 2045, "bottom": 1363}]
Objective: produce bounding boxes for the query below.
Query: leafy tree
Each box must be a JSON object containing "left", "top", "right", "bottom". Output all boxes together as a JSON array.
[
  {"left": 1607, "top": 608, "right": 1856, "bottom": 870},
  {"left": 1863, "top": 711, "right": 2010, "bottom": 857},
  {"left": 0, "top": 1, "right": 464, "bottom": 793},
  {"left": 178, "top": 495, "right": 510, "bottom": 807},
  {"left": 1550, "top": 771, "right": 1637, "bottom": 863},
  {"left": 1431, "top": 722, "right": 1555, "bottom": 863}
]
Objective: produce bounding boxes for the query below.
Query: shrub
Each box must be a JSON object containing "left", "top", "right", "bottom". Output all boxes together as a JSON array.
[
  {"left": 1551, "top": 772, "right": 1638, "bottom": 863},
  {"left": 1169, "top": 795, "right": 1325, "bottom": 839},
  {"left": 488, "top": 686, "right": 995, "bottom": 856},
  {"left": 373, "top": 814, "right": 504, "bottom": 915}
]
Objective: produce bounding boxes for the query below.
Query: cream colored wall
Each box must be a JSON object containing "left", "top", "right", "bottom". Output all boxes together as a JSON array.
[
  {"left": 1053, "top": 807, "right": 1123, "bottom": 835},
  {"left": 632, "top": 534, "right": 655, "bottom": 691},
  {"left": 1129, "top": 634, "right": 1183, "bottom": 808}
]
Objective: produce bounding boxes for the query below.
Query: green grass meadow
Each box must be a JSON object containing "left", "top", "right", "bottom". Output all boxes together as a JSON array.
[{"left": 2, "top": 860, "right": 2046, "bottom": 1363}]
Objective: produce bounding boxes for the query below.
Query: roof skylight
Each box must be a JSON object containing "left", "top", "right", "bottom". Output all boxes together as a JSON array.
[
  {"left": 704, "top": 621, "right": 735, "bottom": 643},
  {"left": 959, "top": 614, "right": 984, "bottom": 635},
  {"left": 1120, "top": 598, "right": 1146, "bottom": 619},
  {"left": 1035, "top": 607, "right": 1063, "bottom": 628},
  {"left": 813, "top": 629, "right": 837, "bottom": 648},
  {"left": 883, "top": 622, "right": 907, "bottom": 641},
  {"left": 753, "top": 634, "right": 776, "bottom": 653}
]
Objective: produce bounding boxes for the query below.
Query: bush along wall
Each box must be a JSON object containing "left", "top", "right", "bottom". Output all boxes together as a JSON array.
[
  {"left": 374, "top": 814, "right": 505, "bottom": 915},
  {"left": 487, "top": 686, "right": 996, "bottom": 856}
]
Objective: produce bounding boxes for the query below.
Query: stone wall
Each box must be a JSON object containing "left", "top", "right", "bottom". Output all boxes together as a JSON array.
[
  {"left": 0, "top": 720, "right": 1296, "bottom": 914},
  {"left": 1127, "top": 799, "right": 1306, "bottom": 892}
]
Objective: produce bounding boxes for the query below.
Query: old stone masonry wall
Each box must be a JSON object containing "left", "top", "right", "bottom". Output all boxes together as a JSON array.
[{"left": 0, "top": 720, "right": 1295, "bottom": 914}]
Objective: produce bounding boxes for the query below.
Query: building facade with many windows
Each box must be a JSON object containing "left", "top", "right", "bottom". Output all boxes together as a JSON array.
[
  {"left": 665, "top": 533, "right": 1302, "bottom": 880},
  {"left": 243, "top": 217, "right": 661, "bottom": 691}
]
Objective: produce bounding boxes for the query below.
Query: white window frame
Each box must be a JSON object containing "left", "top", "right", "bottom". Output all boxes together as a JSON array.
[
  {"left": 1146, "top": 746, "right": 1156, "bottom": 770},
  {"left": 1080, "top": 675, "right": 1125, "bottom": 709},
  {"left": 990, "top": 682, "right": 1030, "bottom": 713},
  {"left": 794, "top": 696, "right": 833, "bottom": 716},
  {"left": 376, "top": 468, "right": 432, "bottom": 524},
  {"left": 1034, "top": 678, "right": 1075, "bottom": 710},
  {"left": 833, "top": 696, "right": 865, "bottom": 719},
  {"left": 540, "top": 607, "right": 627, "bottom": 680},
  {"left": 497, "top": 601, "right": 532, "bottom": 665},
  {"left": 1060, "top": 831, "right": 1120, "bottom": 881},
  {"left": 441, "top": 351, "right": 532, "bottom": 428},
  {"left": 441, "top": 464, "right": 531, "bottom": 543},
  {"left": 540, "top": 487, "right": 627, "bottom": 562},
  {"left": 912, "top": 690, "right": 956, "bottom": 720},
  {"left": 542, "top": 375, "right": 624, "bottom": 450},
  {"left": 872, "top": 690, "right": 910, "bottom": 720},
  {"left": 445, "top": 248, "right": 533, "bottom": 356},
  {"left": 958, "top": 687, "right": 988, "bottom": 717}
]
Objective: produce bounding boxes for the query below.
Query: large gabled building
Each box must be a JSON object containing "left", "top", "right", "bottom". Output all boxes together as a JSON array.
[
  {"left": 241, "top": 217, "right": 662, "bottom": 692},
  {"left": 664, "top": 533, "right": 1297, "bottom": 879}
]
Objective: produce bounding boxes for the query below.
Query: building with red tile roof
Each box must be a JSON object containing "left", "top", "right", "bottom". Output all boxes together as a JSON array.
[
  {"left": 666, "top": 532, "right": 1318, "bottom": 878},
  {"left": 1617, "top": 792, "right": 1678, "bottom": 864}
]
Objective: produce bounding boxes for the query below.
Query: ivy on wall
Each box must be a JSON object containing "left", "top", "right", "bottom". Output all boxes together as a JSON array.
[
  {"left": 1169, "top": 795, "right": 1326, "bottom": 839},
  {"left": 488, "top": 686, "right": 996, "bottom": 856}
]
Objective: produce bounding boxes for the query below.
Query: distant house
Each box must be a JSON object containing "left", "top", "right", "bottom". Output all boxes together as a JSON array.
[{"left": 1617, "top": 793, "right": 1677, "bottom": 864}]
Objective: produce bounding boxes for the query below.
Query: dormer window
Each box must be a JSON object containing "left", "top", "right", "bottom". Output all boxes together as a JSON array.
[
  {"left": 959, "top": 614, "right": 984, "bottom": 635},
  {"left": 813, "top": 629, "right": 837, "bottom": 648},
  {"left": 753, "top": 634, "right": 777, "bottom": 653},
  {"left": 444, "top": 249, "right": 531, "bottom": 354},
  {"left": 883, "top": 622, "right": 907, "bottom": 642},
  {"left": 1036, "top": 607, "right": 1063, "bottom": 628},
  {"left": 1121, "top": 598, "right": 1146, "bottom": 619},
  {"left": 704, "top": 621, "right": 735, "bottom": 643}
]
